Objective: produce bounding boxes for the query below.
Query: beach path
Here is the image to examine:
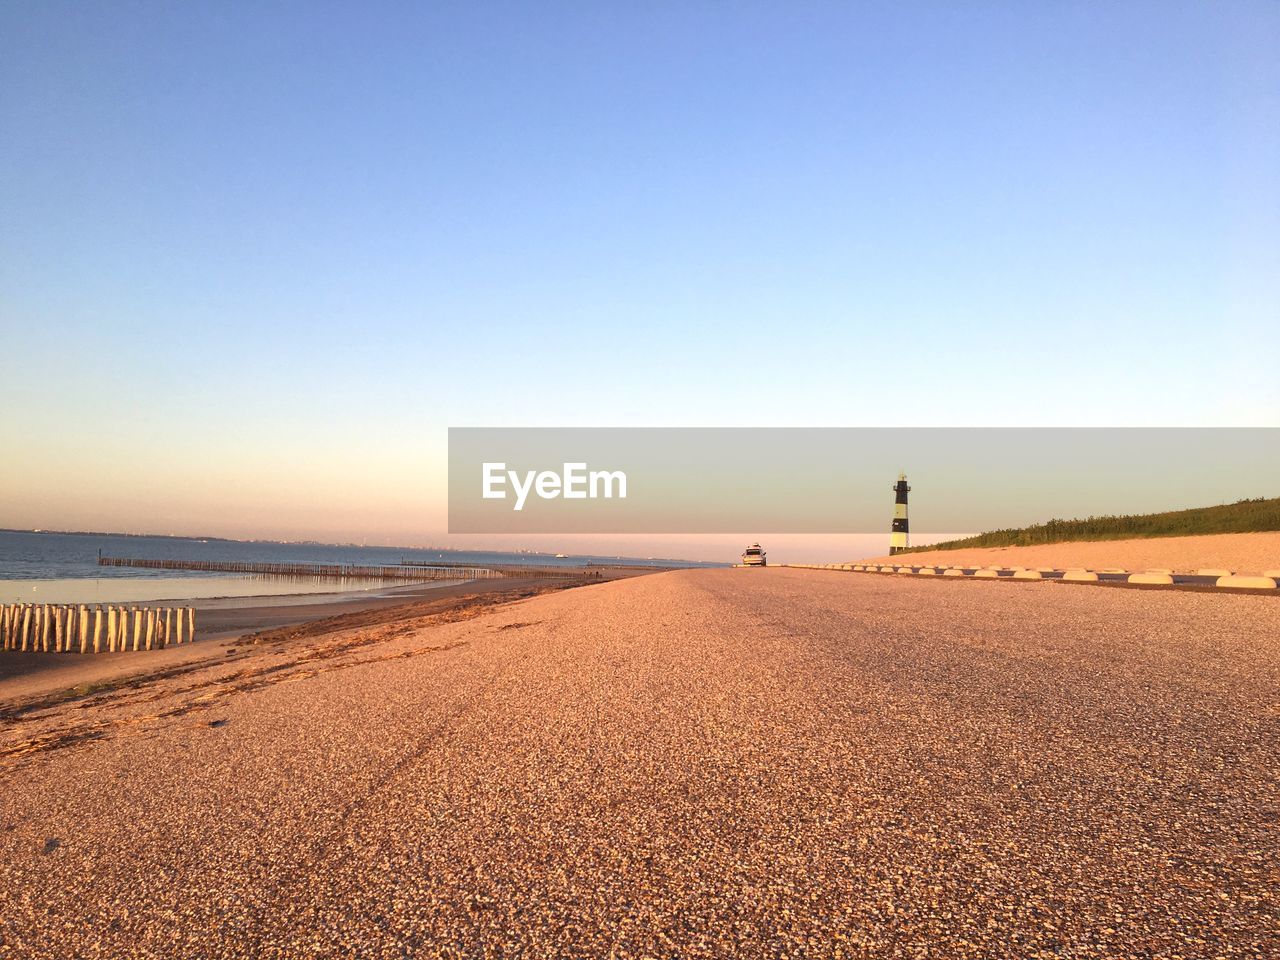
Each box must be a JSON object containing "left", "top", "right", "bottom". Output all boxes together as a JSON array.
[{"left": 1, "top": 568, "right": 1277, "bottom": 958}]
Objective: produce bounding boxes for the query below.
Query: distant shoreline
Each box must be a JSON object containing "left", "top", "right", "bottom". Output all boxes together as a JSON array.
[{"left": 0, "top": 527, "right": 238, "bottom": 543}]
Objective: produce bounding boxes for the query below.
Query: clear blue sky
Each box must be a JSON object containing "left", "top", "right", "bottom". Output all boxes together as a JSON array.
[{"left": 1, "top": 2, "right": 1277, "bottom": 550}]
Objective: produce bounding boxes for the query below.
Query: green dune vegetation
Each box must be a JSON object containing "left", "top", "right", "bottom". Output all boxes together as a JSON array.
[{"left": 906, "top": 497, "right": 1280, "bottom": 553}]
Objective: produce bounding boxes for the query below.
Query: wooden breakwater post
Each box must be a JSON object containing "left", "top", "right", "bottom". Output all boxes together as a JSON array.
[{"left": 0, "top": 603, "right": 200, "bottom": 656}]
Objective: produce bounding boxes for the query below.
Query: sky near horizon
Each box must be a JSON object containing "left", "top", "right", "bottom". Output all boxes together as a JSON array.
[{"left": 2, "top": 2, "right": 1278, "bottom": 560}]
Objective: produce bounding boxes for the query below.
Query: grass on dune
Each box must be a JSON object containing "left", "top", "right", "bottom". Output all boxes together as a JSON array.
[{"left": 903, "top": 497, "right": 1280, "bottom": 553}]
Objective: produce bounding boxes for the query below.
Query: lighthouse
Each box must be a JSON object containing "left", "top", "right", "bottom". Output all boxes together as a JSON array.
[{"left": 890, "top": 473, "right": 910, "bottom": 555}]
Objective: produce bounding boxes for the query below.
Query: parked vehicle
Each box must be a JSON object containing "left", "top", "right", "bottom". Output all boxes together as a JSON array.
[{"left": 741, "top": 543, "right": 766, "bottom": 567}]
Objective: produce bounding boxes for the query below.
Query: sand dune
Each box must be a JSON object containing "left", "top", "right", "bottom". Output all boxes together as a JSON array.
[{"left": 862, "top": 530, "right": 1280, "bottom": 573}]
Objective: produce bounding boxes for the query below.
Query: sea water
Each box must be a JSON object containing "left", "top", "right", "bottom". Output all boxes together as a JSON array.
[{"left": 0, "top": 530, "right": 717, "bottom": 604}]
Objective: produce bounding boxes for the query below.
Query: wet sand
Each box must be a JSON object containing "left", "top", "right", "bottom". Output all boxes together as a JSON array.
[{"left": 865, "top": 530, "right": 1280, "bottom": 573}]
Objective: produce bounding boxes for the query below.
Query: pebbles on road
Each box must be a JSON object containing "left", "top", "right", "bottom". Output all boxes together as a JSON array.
[{"left": 1, "top": 569, "right": 1277, "bottom": 958}]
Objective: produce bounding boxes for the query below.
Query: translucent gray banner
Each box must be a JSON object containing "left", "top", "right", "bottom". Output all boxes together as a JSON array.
[{"left": 447, "top": 428, "right": 1279, "bottom": 533}]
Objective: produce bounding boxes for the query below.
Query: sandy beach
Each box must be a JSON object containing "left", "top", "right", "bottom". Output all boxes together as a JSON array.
[
  {"left": 0, "top": 567, "right": 658, "bottom": 704},
  {"left": 864, "top": 530, "right": 1280, "bottom": 574},
  {"left": 1, "top": 566, "right": 1277, "bottom": 957},
  {"left": 0, "top": 577, "right": 575, "bottom": 704}
]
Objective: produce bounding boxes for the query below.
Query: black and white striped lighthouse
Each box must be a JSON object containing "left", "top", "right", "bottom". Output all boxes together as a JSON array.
[{"left": 889, "top": 473, "right": 910, "bottom": 555}]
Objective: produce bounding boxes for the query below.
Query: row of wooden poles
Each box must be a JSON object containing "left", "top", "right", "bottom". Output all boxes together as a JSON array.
[
  {"left": 97, "top": 556, "right": 585, "bottom": 580},
  {"left": 1, "top": 603, "right": 196, "bottom": 654},
  {"left": 399, "top": 560, "right": 598, "bottom": 579},
  {"left": 97, "top": 556, "right": 505, "bottom": 580}
]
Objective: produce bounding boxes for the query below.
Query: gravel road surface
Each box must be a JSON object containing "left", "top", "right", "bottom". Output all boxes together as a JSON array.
[{"left": 1, "top": 568, "right": 1276, "bottom": 958}]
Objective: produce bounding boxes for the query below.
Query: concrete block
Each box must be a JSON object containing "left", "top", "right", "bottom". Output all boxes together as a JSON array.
[
  {"left": 973, "top": 569, "right": 1000, "bottom": 578},
  {"left": 1215, "top": 575, "right": 1278, "bottom": 590},
  {"left": 1062, "top": 570, "right": 1099, "bottom": 582},
  {"left": 943, "top": 568, "right": 965, "bottom": 576},
  {"left": 1012, "top": 570, "right": 1043, "bottom": 580},
  {"left": 1128, "top": 573, "right": 1174, "bottom": 585}
]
